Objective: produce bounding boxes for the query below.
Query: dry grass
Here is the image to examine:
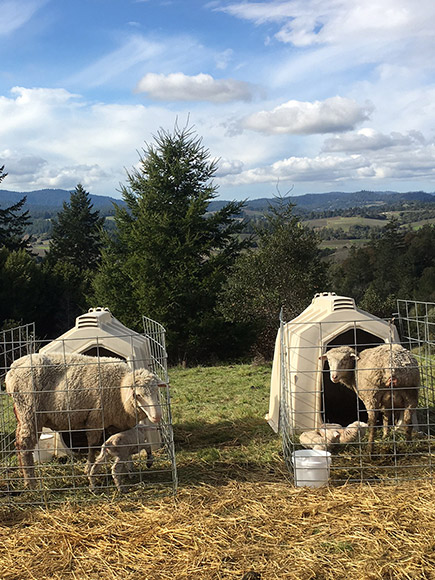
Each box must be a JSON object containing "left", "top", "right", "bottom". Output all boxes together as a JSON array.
[
  {"left": 1, "top": 363, "right": 434, "bottom": 579},
  {"left": 0, "top": 478, "right": 434, "bottom": 580}
]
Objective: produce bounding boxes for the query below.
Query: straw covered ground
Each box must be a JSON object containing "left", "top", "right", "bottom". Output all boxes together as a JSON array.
[
  {"left": 1, "top": 363, "right": 434, "bottom": 579},
  {"left": 0, "top": 480, "right": 434, "bottom": 580}
]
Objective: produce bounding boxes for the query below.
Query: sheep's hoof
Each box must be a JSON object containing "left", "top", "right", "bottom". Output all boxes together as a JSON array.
[
  {"left": 24, "top": 480, "right": 37, "bottom": 490},
  {"left": 116, "top": 486, "right": 128, "bottom": 494}
]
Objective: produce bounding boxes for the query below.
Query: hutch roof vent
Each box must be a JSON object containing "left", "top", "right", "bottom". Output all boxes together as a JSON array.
[{"left": 39, "top": 307, "right": 152, "bottom": 369}]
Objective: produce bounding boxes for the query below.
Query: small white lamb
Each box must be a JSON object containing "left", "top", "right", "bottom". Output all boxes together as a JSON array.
[
  {"left": 299, "top": 421, "right": 368, "bottom": 451},
  {"left": 89, "top": 424, "right": 154, "bottom": 492}
]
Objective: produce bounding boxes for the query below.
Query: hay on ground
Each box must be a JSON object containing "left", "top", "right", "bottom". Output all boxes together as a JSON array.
[{"left": 0, "top": 480, "right": 434, "bottom": 580}]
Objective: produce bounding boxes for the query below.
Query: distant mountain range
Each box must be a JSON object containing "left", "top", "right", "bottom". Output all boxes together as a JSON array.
[
  {"left": 1, "top": 188, "right": 434, "bottom": 215},
  {"left": 0, "top": 188, "right": 123, "bottom": 214},
  {"left": 208, "top": 190, "right": 435, "bottom": 213}
]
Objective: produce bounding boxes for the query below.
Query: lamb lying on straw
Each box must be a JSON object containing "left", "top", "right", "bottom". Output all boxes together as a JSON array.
[{"left": 299, "top": 421, "right": 368, "bottom": 451}]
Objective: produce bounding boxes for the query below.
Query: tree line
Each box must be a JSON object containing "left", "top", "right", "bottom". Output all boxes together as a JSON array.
[{"left": 1, "top": 128, "right": 435, "bottom": 364}]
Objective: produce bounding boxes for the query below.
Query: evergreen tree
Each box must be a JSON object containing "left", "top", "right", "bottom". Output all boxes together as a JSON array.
[
  {"left": 93, "top": 126, "right": 249, "bottom": 363},
  {"left": 46, "top": 184, "right": 104, "bottom": 271},
  {"left": 219, "top": 197, "right": 329, "bottom": 359},
  {"left": 43, "top": 184, "right": 104, "bottom": 333},
  {"left": 331, "top": 218, "right": 435, "bottom": 317},
  {"left": 0, "top": 247, "right": 47, "bottom": 331},
  {"left": 0, "top": 166, "right": 32, "bottom": 251}
]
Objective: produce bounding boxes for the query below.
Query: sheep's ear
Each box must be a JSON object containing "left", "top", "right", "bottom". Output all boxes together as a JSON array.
[
  {"left": 127, "top": 388, "right": 149, "bottom": 411},
  {"left": 124, "top": 386, "right": 135, "bottom": 402},
  {"left": 319, "top": 354, "right": 327, "bottom": 361}
]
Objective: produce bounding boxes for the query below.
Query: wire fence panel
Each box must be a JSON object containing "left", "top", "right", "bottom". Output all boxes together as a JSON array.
[
  {"left": 0, "top": 323, "right": 36, "bottom": 487},
  {"left": 142, "top": 315, "right": 177, "bottom": 492},
  {"left": 278, "top": 303, "right": 435, "bottom": 487},
  {"left": 397, "top": 299, "right": 435, "bottom": 444},
  {"left": 0, "top": 318, "right": 177, "bottom": 507}
]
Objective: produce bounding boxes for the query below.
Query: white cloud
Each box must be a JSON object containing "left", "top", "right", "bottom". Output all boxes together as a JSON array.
[
  {"left": 322, "top": 129, "right": 427, "bottom": 153},
  {"left": 242, "top": 97, "right": 372, "bottom": 135},
  {"left": 135, "top": 72, "right": 255, "bottom": 103},
  {"left": 67, "top": 35, "right": 164, "bottom": 88},
  {"left": 0, "top": 0, "right": 47, "bottom": 36},
  {"left": 217, "top": 133, "right": 435, "bottom": 189},
  {"left": 217, "top": 0, "right": 435, "bottom": 49},
  {"left": 218, "top": 153, "right": 365, "bottom": 186},
  {"left": 215, "top": 49, "right": 234, "bottom": 70},
  {"left": 1, "top": 151, "right": 108, "bottom": 191},
  {"left": 216, "top": 158, "right": 244, "bottom": 177},
  {"left": 0, "top": 151, "right": 47, "bottom": 177},
  {"left": 0, "top": 87, "right": 82, "bottom": 139},
  {"left": 0, "top": 87, "right": 175, "bottom": 195}
]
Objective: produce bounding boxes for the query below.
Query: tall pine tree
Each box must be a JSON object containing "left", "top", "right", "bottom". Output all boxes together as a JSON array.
[
  {"left": 46, "top": 184, "right": 104, "bottom": 270},
  {"left": 0, "top": 166, "right": 32, "bottom": 252},
  {"left": 44, "top": 184, "right": 105, "bottom": 331},
  {"left": 93, "top": 126, "right": 249, "bottom": 363}
]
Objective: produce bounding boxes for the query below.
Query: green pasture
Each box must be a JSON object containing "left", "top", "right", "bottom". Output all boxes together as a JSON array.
[
  {"left": 305, "top": 216, "right": 386, "bottom": 230},
  {"left": 169, "top": 363, "right": 283, "bottom": 485}
]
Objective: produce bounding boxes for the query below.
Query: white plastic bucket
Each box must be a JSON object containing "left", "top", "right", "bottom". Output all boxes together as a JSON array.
[
  {"left": 292, "top": 449, "right": 332, "bottom": 487},
  {"left": 33, "top": 432, "right": 55, "bottom": 463}
]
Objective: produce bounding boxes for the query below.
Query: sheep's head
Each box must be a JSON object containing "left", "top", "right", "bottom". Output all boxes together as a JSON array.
[
  {"left": 339, "top": 421, "right": 369, "bottom": 444},
  {"left": 320, "top": 346, "right": 357, "bottom": 386},
  {"left": 124, "top": 368, "right": 163, "bottom": 424}
]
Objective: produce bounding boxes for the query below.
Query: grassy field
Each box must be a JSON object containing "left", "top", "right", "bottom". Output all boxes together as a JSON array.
[
  {"left": 0, "top": 362, "right": 434, "bottom": 580},
  {"left": 306, "top": 212, "right": 435, "bottom": 233},
  {"left": 306, "top": 216, "right": 386, "bottom": 230},
  {"left": 170, "top": 364, "right": 283, "bottom": 486}
]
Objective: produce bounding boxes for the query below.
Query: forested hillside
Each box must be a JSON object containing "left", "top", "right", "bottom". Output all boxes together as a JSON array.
[{"left": 1, "top": 134, "right": 435, "bottom": 364}]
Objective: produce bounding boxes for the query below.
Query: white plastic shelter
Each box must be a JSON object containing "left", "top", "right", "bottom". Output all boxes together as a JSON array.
[
  {"left": 40, "top": 307, "right": 153, "bottom": 368},
  {"left": 37, "top": 307, "right": 160, "bottom": 456},
  {"left": 266, "top": 293, "right": 400, "bottom": 434}
]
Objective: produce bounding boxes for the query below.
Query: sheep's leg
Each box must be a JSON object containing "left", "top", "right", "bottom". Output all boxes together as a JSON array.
[
  {"left": 88, "top": 448, "right": 107, "bottom": 490},
  {"left": 124, "top": 459, "right": 133, "bottom": 478},
  {"left": 402, "top": 406, "right": 414, "bottom": 442},
  {"left": 111, "top": 458, "right": 129, "bottom": 493},
  {"left": 146, "top": 445, "right": 153, "bottom": 469},
  {"left": 367, "top": 409, "right": 377, "bottom": 456},
  {"left": 382, "top": 409, "right": 392, "bottom": 439},
  {"left": 15, "top": 420, "right": 38, "bottom": 488},
  {"left": 85, "top": 430, "right": 103, "bottom": 476}
]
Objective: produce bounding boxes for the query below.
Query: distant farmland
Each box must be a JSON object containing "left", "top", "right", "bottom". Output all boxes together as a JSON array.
[{"left": 306, "top": 215, "right": 386, "bottom": 231}]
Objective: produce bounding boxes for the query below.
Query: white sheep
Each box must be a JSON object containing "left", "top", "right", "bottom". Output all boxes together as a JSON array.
[
  {"left": 300, "top": 421, "right": 368, "bottom": 451},
  {"left": 5, "top": 352, "right": 163, "bottom": 488},
  {"left": 89, "top": 423, "right": 155, "bottom": 493},
  {"left": 320, "top": 344, "right": 420, "bottom": 454}
]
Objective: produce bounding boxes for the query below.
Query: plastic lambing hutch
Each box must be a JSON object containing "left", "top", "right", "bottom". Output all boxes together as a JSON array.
[
  {"left": 266, "top": 293, "right": 399, "bottom": 435},
  {"left": 37, "top": 308, "right": 170, "bottom": 465}
]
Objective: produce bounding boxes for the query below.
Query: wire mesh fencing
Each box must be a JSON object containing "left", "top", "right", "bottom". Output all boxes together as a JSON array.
[
  {"left": 0, "top": 323, "right": 36, "bottom": 487},
  {"left": 0, "top": 319, "right": 177, "bottom": 507},
  {"left": 278, "top": 304, "right": 435, "bottom": 487}
]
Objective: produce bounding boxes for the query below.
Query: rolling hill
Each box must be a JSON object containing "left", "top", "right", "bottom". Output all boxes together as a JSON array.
[{"left": 1, "top": 187, "right": 434, "bottom": 216}]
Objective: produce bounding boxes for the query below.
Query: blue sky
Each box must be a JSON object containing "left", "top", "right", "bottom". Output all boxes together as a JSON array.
[{"left": 1, "top": 0, "right": 435, "bottom": 200}]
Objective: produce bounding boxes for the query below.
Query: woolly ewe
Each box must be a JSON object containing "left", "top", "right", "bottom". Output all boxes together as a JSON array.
[
  {"left": 5, "top": 352, "right": 162, "bottom": 488},
  {"left": 320, "top": 344, "right": 420, "bottom": 454}
]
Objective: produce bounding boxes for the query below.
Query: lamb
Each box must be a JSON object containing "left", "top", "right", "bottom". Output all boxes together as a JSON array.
[
  {"left": 89, "top": 423, "right": 155, "bottom": 493},
  {"left": 320, "top": 344, "right": 420, "bottom": 454},
  {"left": 300, "top": 421, "right": 368, "bottom": 451},
  {"left": 299, "top": 424, "right": 341, "bottom": 450},
  {"left": 5, "top": 352, "right": 163, "bottom": 488}
]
